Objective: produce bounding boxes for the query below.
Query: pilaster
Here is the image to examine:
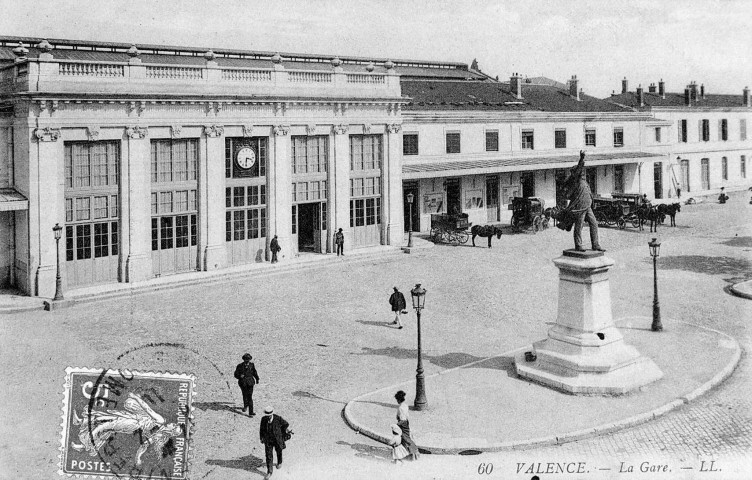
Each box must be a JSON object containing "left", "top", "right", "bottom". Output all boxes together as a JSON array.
[
  {"left": 202, "top": 124, "right": 226, "bottom": 270},
  {"left": 385, "top": 123, "right": 404, "bottom": 245},
  {"left": 271, "top": 125, "right": 292, "bottom": 260},
  {"left": 332, "top": 124, "right": 351, "bottom": 240},
  {"left": 123, "top": 126, "right": 151, "bottom": 282},
  {"left": 30, "top": 126, "right": 64, "bottom": 297}
]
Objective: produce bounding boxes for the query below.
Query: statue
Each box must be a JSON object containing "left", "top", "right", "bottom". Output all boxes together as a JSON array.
[{"left": 559, "top": 151, "right": 604, "bottom": 252}]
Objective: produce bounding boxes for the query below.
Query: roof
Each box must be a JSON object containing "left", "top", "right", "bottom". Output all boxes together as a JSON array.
[
  {"left": 0, "top": 188, "right": 28, "bottom": 211},
  {"left": 403, "top": 152, "right": 661, "bottom": 179},
  {"left": 0, "top": 36, "right": 480, "bottom": 80},
  {"left": 608, "top": 91, "right": 750, "bottom": 109},
  {"left": 402, "top": 80, "right": 630, "bottom": 112}
]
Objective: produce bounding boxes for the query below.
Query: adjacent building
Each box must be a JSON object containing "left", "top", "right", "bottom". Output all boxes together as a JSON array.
[{"left": 608, "top": 79, "right": 751, "bottom": 199}]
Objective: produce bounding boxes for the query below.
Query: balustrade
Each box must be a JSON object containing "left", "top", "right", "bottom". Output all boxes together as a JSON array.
[
  {"left": 346, "top": 74, "right": 386, "bottom": 84},
  {"left": 146, "top": 66, "right": 203, "bottom": 80},
  {"left": 58, "top": 62, "right": 124, "bottom": 77},
  {"left": 288, "top": 71, "right": 333, "bottom": 83},
  {"left": 221, "top": 69, "right": 272, "bottom": 82}
]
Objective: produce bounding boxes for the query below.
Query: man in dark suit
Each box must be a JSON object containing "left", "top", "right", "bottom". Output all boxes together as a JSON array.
[
  {"left": 259, "top": 406, "right": 290, "bottom": 479},
  {"left": 563, "top": 150, "right": 604, "bottom": 252},
  {"left": 233, "top": 353, "right": 259, "bottom": 416}
]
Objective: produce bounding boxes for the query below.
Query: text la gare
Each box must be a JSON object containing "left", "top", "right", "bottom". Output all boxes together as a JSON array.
[{"left": 620, "top": 461, "right": 670, "bottom": 473}]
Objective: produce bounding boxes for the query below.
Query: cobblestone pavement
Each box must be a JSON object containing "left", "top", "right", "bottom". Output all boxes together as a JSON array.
[{"left": 1, "top": 193, "right": 750, "bottom": 479}]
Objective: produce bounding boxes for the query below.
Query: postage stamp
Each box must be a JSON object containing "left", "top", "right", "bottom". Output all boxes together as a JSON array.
[{"left": 59, "top": 367, "right": 195, "bottom": 479}]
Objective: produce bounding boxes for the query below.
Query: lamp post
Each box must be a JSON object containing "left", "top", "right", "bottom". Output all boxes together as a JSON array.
[
  {"left": 53, "top": 223, "right": 64, "bottom": 301},
  {"left": 406, "top": 193, "right": 414, "bottom": 248},
  {"left": 410, "top": 283, "right": 427, "bottom": 410},
  {"left": 649, "top": 238, "right": 662, "bottom": 331}
]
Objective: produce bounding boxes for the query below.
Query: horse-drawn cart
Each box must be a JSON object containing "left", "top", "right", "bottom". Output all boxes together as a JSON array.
[
  {"left": 592, "top": 194, "right": 641, "bottom": 229},
  {"left": 430, "top": 213, "right": 471, "bottom": 245},
  {"left": 509, "top": 197, "right": 546, "bottom": 232}
]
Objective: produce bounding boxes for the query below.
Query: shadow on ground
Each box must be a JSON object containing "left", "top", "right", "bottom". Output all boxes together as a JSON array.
[
  {"left": 205, "top": 454, "right": 266, "bottom": 476},
  {"left": 720, "top": 236, "right": 752, "bottom": 248},
  {"left": 335, "top": 440, "right": 392, "bottom": 461},
  {"left": 193, "top": 401, "right": 248, "bottom": 418},
  {"left": 651, "top": 255, "right": 752, "bottom": 277},
  {"left": 292, "top": 390, "right": 346, "bottom": 405},
  {"left": 358, "top": 347, "right": 515, "bottom": 375}
]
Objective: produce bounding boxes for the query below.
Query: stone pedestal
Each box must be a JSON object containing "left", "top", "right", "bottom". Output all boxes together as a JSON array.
[{"left": 515, "top": 250, "right": 663, "bottom": 395}]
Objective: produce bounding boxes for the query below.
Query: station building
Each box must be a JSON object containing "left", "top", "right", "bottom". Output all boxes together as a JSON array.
[
  {"left": 399, "top": 72, "right": 668, "bottom": 232},
  {"left": 607, "top": 79, "right": 752, "bottom": 199},
  {"left": 0, "top": 36, "right": 414, "bottom": 296}
]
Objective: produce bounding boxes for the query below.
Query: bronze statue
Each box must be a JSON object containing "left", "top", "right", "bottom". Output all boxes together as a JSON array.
[{"left": 561, "top": 151, "right": 604, "bottom": 252}]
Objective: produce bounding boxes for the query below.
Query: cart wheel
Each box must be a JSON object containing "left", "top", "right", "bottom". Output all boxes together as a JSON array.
[
  {"left": 512, "top": 216, "right": 520, "bottom": 228},
  {"left": 457, "top": 231, "right": 469, "bottom": 244},
  {"left": 533, "top": 216, "right": 541, "bottom": 232},
  {"left": 630, "top": 216, "right": 640, "bottom": 228},
  {"left": 430, "top": 228, "right": 440, "bottom": 243},
  {"left": 442, "top": 231, "right": 451, "bottom": 243},
  {"left": 617, "top": 218, "right": 626, "bottom": 229}
]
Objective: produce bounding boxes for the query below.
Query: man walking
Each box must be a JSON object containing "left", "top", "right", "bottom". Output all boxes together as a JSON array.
[
  {"left": 259, "top": 406, "right": 290, "bottom": 479},
  {"left": 270, "top": 235, "right": 281, "bottom": 263},
  {"left": 388, "top": 287, "right": 407, "bottom": 329},
  {"left": 234, "top": 354, "right": 259, "bottom": 416},
  {"left": 562, "top": 150, "right": 604, "bottom": 252},
  {"left": 334, "top": 228, "right": 345, "bottom": 256}
]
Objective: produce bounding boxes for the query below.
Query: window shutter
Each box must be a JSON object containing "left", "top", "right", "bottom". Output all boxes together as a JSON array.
[
  {"left": 677, "top": 121, "right": 681, "bottom": 142},
  {"left": 698, "top": 120, "right": 703, "bottom": 141}
]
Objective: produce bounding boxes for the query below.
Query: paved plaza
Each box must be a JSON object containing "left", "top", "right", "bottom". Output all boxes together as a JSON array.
[{"left": 1, "top": 192, "right": 751, "bottom": 479}]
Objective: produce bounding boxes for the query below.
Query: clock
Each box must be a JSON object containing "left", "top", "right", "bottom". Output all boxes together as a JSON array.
[{"left": 235, "top": 146, "right": 256, "bottom": 170}]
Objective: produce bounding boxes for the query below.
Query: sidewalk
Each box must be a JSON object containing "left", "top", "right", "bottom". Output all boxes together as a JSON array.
[
  {"left": 730, "top": 279, "right": 752, "bottom": 300},
  {"left": 2, "top": 242, "right": 414, "bottom": 313},
  {"left": 344, "top": 317, "right": 741, "bottom": 453}
]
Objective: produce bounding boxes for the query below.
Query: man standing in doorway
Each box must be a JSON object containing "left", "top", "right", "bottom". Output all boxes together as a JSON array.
[
  {"left": 388, "top": 287, "right": 407, "bottom": 329},
  {"left": 334, "top": 228, "right": 345, "bottom": 256},
  {"left": 259, "top": 406, "right": 290, "bottom": 479},
  {"left": 270, "top": 235, "right": 281, "bottom": 263},
  {"left": 563, "top": 150, "right": 604, "bottom": 252},
  {"left": 234, "top": 353, "right": 259, "bottom": 416}
]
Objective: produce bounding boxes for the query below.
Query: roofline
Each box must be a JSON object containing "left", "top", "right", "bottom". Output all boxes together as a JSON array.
[
  {"left": 0, "top": 35, "right": 469, "bottom": 71},
  {"left": 403, "top": 111, "right": 652, "bottom": 122}
]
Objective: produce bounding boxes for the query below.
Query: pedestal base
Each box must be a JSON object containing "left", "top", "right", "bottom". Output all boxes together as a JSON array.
[{"left": 514, "top": 250, "right": 663, "bottom": 395}]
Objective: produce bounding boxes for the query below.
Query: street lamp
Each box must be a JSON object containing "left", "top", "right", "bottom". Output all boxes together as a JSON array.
[
  {"left": 406, "top": 193, "right": 414, "bottom": 248},
  {"left": 410, "top": 283, "right": 427, "bottom": 410},
  {"left": 53, "top": 223, "right": 64, "bottom": 301},
  {"left": 648, "top": 238, "right": 662, "bottom": 332}
]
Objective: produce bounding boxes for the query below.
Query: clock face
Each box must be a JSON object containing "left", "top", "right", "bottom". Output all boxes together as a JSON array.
[{"left": 236, "top": 147, "right": 256, "bottom": 170}]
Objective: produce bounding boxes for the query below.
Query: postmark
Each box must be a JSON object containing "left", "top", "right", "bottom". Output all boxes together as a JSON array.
[{"left": 59, "top": 367, "right": 195, "bottom": 479}]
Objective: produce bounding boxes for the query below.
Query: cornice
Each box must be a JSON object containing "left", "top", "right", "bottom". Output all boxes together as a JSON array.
[{"left": 403, "top": 110, "right": 655, "bottom": 124}]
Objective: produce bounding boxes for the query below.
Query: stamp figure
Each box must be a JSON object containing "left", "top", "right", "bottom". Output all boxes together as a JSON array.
[{"left": 59, "top": 367, "right": 195, "bottom": 479}]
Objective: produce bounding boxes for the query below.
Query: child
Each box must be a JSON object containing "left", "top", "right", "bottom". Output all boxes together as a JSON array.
[{"left": 389, "top": 424, "right": 410, "bottom": 464}]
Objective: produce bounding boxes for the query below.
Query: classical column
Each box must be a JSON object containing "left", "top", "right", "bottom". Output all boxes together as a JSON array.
[
  {"left": 30, "top": 126, "right": 64, "bottom": 297},
  {"left": 201, "top": 124, "right": 226, "bottom": 270},
  {"left": 123, "top": 126, "right": 152, "bottom": 283},
  {"left": 332, "top": 124, "right": 350, "bottom": 240},
  {"left": 385, "top": 123, "right": 404, "bottom": 246},
  {"left": 270, "top": 125, "right": 292, "bottom": 260}
]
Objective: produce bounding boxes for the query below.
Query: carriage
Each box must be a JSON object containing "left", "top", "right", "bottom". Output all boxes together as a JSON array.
[
  {"left": 592, "top": 194, "right": 642, "bottom": 229},
  {"left": 430, "top": 213, "right": 471, "bottom": 245},
  {"left": 508, "top": 197, "right": 547, "bottom": 232}
]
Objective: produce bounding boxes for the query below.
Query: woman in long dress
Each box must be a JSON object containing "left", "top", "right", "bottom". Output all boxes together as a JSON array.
[
  {"left": 394, "top": 390, "right": 419, "bottom": 460},
  {"left": 389, "top": 424, "right": 410, "bottom": 464}
]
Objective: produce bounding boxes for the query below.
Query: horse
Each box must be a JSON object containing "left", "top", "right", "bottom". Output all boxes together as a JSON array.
[
  {"left": 637, "top": 205, "right": 664, "bottom": 233},
  {"left": 657, "top": 203, "right": 681, "bottom": 227},
  {"left": 471, "top": 225, "right": 503, "bottom": 248}
]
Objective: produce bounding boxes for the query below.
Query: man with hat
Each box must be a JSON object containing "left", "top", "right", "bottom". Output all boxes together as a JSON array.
[
  {"left": 388, "top": 287, "right": 407, "bottom": 329},
  {"left": 561, "top": 150, "right": 604, "bottom": 252},
  {"left": 259, "top": 406, "right": 290, "bottom": 478},
  {"left": 233, "top": 354, "right": 260, "bottom": 416}
]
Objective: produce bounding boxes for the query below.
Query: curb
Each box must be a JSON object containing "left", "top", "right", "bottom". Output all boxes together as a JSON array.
[
  {"left": 729, "top": 281, "right": 752, "bottom": 300},
  {"left": 342, "top": 321, "right": 742, "bottom": 454}
]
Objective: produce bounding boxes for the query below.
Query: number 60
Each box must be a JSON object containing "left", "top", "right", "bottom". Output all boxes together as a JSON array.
[{"left": 478, "top": 462, "right": 493, "bottom": 474}]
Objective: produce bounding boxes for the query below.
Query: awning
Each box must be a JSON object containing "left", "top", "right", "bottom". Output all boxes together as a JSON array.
[
  {"left": 402, "top": 151, "right": 667, "bottom": 179},
  {"left": 0, "top": 188, "right": 28, "bottom": 211}
]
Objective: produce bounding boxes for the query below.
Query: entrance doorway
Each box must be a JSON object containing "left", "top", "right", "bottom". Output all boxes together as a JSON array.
[
  {"left": 486, "top": 176, "right": 499, "bottom": 222},
  {"left": 403, "top": 184, "right": 419, "bottom": 233},
  {"left": 555, "top": 170, "right": 568, "bottom": 207},
  {"left": 445, "top": 178, "right": 461, "bottom": 215},
  {"left": 654, "top": 162, "right": 663, "bottom": 199},
  {"left": 296, "top": 202, "right": 325, "bottom": 253},
  {"left": 520, "top": 172, "right": 535, "bottom": 197},
  {"left": 586, "top": 167, "right": 598, "bottom": 195}
]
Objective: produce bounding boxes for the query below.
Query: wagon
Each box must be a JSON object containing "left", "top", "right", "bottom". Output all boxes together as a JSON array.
[
  {"left": 592, "top": 195, "right": 642, "bottom": 229},
  {"left": 430, "top": 213, "right": 471, "bottom": 245},
  {"left": 508, "top": 197, "right": 546, "bottom": 232}
]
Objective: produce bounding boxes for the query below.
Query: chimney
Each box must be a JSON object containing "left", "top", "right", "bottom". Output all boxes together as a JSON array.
[
  {"left": 622, "top": 77, "right": 628, "bottom": 94},
  {"left": 637, "top": 84, "right": 644, "bottom": 107},
  {"left": 700, "top": 83, "right": 705, "bottom": 99},
  {"left": 569, "top": 75, "right": 580, "bottom": 100},
  {"left": 658, "top": 79, "right": 665, "bottom": 98},
  {"left": 690, "top": 81, "right": 698, "bottom": 101},
  {"left": 684, "top": 87, "right": 692, "bottom": 106},
  {"left": 744, "top": 86, "right": 750, "bottom": 107},
  {"left": 648, "top": 83, "right": 656, "bottom": 93},
  {"left": 510, "top": 72, "right": 523, "bottom": 99}
]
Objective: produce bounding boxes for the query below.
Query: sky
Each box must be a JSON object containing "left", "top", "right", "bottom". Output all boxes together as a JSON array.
[{"left": 1, "top": 0, "right": 750, "bottom": 97}]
